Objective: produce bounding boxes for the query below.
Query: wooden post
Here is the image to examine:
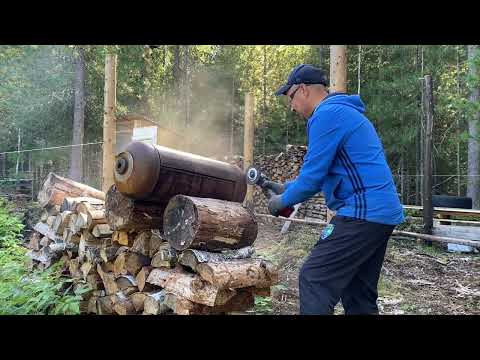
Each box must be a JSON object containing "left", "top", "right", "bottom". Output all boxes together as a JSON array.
[
  {"left": 423, "top": 75, "right": 434, "bottom": 237},
  {"left": 102, "top": 54, "right": 117, "bottom": 193},
  {"left": 329, "top": 45, "right": 347, "bottom": 93},
  {"left": 243, "top": 93, "right": 255, "bottom": 209},
  {"left": 327, "top": 45, "right": 347, "bottom": 222}
]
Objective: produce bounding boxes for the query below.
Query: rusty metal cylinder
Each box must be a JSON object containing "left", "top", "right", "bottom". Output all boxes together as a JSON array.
[{"left": 114, "top": 141, "right": 247, "bottom": 203}]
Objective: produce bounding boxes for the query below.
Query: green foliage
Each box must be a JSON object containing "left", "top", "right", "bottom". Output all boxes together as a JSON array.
[
  {"left": 0, "top": 199, "right": 83, "bottom": 315},
  {"left": 253, "top": 296, "right": 273, "bottom": 314}
]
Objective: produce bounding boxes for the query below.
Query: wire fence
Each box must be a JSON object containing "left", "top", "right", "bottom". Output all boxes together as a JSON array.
[{"left": 0, "top": 143, "right": 103, "bottom": 201}]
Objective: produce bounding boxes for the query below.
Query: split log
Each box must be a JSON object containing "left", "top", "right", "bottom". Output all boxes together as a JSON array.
[
  {"left": 40, "top": 236, "right": 50, "bottom": 248},
  {"left": 112, "top": 230, "right": 136, "bottom": 247},
  {"left": 164, "top": 289, "right": 254, "bottom": 315},
  {"left": 86, "top": 272, "right": 104, "bottom": 291},
  {"left": 87, "top": 210, "right": 107, "bottom": 230},
  {"left": 178, "top": 247, "right": 254, "bottom": 272},
  {"left": 113, "top": 251, "right": 150, "bottom": 277},
  {"left": 92, "top": 224, "right": 113, "bottom": 238},
  {"left": 96, "top": 295, "right": 116, "bottom": 315},
  {"left": 37, "top": 172, "right": 105, "bottom": 208},
  {"left": 113, "top": 292, "right": 136, "bottom": 315},
  {"left": 100, "top": 244, "right": 122, "bottom": 263},
  {"left": 151, "top": 243, "right": 177, "bottom": 268},
  {"left": 143, "top": 290, "right": 169, "bottom": 315},
  {"left": 40, "top": 210, "right": 49, "bottom": 222},
  {"left": 28, "top": 233, "right": 42, "bottom": 251},
  {"left": 68, "top": 258, "right": 82, "bottom": 279},
  {"left": 80, "top": 261, "right": 95, "bottom": 281},
  {"left": 46, "top": 216, "right": 56, "bottom": 227},
  {"left": 75, "top": 213, "right": 88, "bottom": 231},
  {"left": 47, "top": 205, "right": 61, "bottom": 217},
  {"left": 53, "top": 211, "right": 72, "bottom": 235},
  {"left": 131, "top": 231, "right": 165, "bottom": 257},
  {"left": 33, "top": 222, "right": 62, "bottom": 242},
  {"left": 130, "top": 292, "right": 148, "bottom": 312},
  {"left": 68, "top": 213, "right": 78, "bottom": 234},
  {"left": 105, "top": 185, "right": 166, "bottom": 231},
  {"left": 163, "top": 195, "right": 258, "bottom": 251},
  {"left": 146, "top": 267, "right": 236, "bottom": 307},
  {"left": 136, "top": 266, "right": 154, "bottom": 292},
  {"left": 196, "top": 258, "right": 278, "bottom": 289},
  {"left": 97, "top": 263, "right": 118, "bottom": 295}
]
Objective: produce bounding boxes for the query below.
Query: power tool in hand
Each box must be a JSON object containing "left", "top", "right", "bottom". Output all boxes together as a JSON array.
[{"left": 245, "top": 165, "right": 295, "bottom": 218}]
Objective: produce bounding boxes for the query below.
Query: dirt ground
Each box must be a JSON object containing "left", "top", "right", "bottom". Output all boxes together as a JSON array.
[{"left": 250, "top": 220, "right": 480, "bottom": 315}]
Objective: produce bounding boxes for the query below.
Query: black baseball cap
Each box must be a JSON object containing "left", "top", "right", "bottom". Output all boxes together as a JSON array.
[{"left": 275, "top": 64, "right": 328, "bottom": 96}]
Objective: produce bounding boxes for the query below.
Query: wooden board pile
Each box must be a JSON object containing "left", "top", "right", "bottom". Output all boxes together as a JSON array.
[
  {"left": 224, "top": 145, "right": 327, "bottom": 221},
  {"left": 25, "top": 172, "right": 278, "bottom": 315}
]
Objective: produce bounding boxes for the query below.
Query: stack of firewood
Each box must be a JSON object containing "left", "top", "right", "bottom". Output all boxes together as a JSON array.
[{"left": 25, "top": 172, "right": 278, "bottom": 315}]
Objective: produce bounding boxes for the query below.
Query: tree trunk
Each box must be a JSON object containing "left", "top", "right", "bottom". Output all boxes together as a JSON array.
[
  {"left": 37, "top": 172, "right": 105, "bottom": 208},
  {"left": 70, "top": 47, "right": 86, "bottom": 182},
  {"left": 163, "top": 195, "right": 258, "bottom": 251},
  {"left": 105, "top": 185, "right": 166, "bottom": 231},
  {"left": 467, "top": 45, "right": 480, "bottom": 208}
]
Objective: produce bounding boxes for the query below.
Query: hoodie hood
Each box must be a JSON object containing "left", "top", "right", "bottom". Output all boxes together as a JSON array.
[{"left": 318, "top": 93, "right": 366, "bottom": 114}]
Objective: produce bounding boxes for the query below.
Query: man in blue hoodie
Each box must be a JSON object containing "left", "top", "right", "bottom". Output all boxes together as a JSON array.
[{"left": 267, "top": 64, "right": 404, "bottom": 315}]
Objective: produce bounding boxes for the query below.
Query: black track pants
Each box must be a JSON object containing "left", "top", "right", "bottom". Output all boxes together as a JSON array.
[{"left": 299, "top": 215, "right": 395, "bottom": 315}]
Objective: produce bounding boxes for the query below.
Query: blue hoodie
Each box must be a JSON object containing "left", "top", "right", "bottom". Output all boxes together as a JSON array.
[{"left": 280, "top": 93, "right": 404, "bottom": 226}]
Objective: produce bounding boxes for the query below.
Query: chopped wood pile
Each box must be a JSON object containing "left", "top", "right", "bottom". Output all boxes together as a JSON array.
[
  {"left": 224, "top": 145, "right": 327, "bottom": 221},
  {"left": 25, "top": 172, "right": 278, "bottom": 315}
]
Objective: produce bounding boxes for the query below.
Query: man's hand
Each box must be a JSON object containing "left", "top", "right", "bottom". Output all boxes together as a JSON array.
[
  {"left": 262, "top": 180, "right": 285, "bottom": 195},
  {"left": 268, "top": 194, "right": 284, "bottom": 217}
]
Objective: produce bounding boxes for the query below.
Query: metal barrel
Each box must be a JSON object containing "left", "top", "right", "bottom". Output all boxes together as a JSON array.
[{"left": 114, "top": 141, "right": 247, "bottom": 203}]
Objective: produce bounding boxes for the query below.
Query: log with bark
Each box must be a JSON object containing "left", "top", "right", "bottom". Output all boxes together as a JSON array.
[
  {"left": 163, "top": 195, "right": 258, "bottom": 251},
  {"left": 146, "top": 267, "right": 236, "bottom": 307},
  {"left": 178, "top": 246, "right": 254, "bottom": 272},
  {"left": 164, "top": 289, "right": 254, "bottom": 315},
  {"left": 195, "top": 258, "right": 278, "bottom": 289},
  {"left": 105, "top": 185, "right": 166, "bottom": 231},
  {"left": 37, "top": 172, "right": 105, "bottom": 208}
]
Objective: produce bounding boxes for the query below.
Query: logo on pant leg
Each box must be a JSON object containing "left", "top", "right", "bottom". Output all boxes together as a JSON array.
[{"left": 321, "top": 224, "right": 335, "bottom": 240}]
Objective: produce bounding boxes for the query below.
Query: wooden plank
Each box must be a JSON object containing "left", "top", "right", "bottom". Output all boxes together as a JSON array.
[
  {"left": 403, "top": 205, "right": 480, "bottom": 217},
  {"left": 433, "top": 225, "right": 480, "bottom": 241}
]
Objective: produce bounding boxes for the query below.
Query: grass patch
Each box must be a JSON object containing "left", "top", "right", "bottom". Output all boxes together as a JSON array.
[{"left": 0, "top": 198, "right": 84, "bottom": 315}]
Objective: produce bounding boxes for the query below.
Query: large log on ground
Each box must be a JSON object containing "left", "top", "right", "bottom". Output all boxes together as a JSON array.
[
  {"left": 163, "top": 195, "right": 258, "bottom": 251},
  {"left": 146, "top": 267, "right": 236, "bottom": 307},
  {"left": 37, "top": 172, "right": 105, "bottom": 208},
  {"left": 178, "top": 247, "right": 254, "bottom": 272},
  {"left": 105, "top": 185, "right": 166, "bottom": 231},
  {"left": 196, "top": 258, "right": 278, "bottom": 289}
]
